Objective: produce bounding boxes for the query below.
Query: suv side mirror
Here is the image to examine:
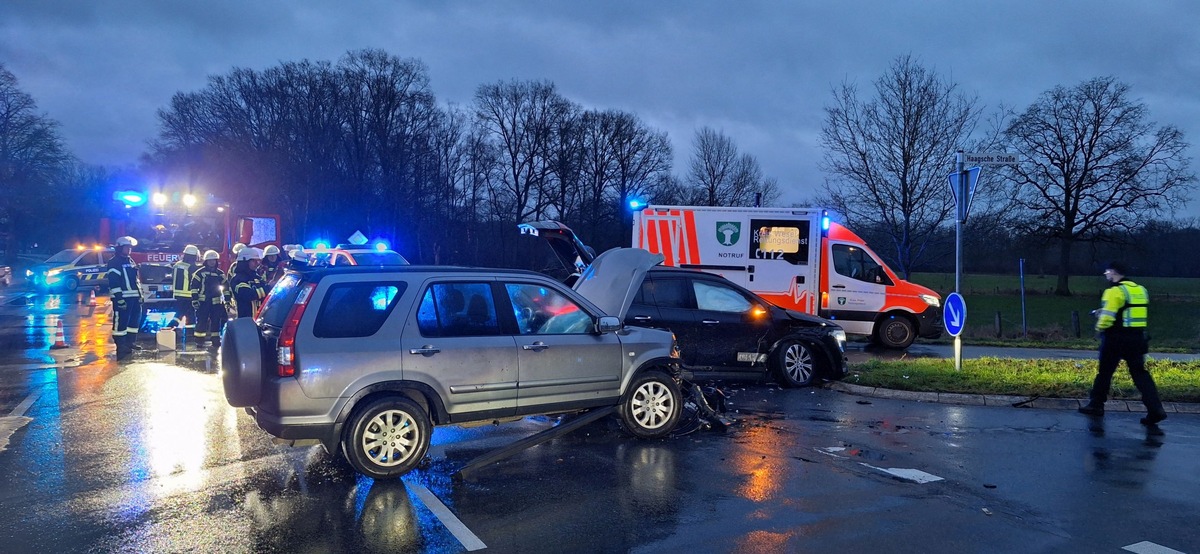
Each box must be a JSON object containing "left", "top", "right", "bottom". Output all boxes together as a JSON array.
[{"left": 596, "top": 316, "right": 622, "bottom": 334}]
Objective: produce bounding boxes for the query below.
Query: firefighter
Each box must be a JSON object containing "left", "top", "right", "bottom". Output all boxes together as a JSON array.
[
  {"left": 229, "top": 247, "right": 268, "bottom": 318},
  {"left": 261, "top": 244, "right": 285, "bottom": 285},
  {"left": 191, "top": 249, "right": 228, "bottom": 350},
  {"left": 167, "top": 244, "right": 200, "bottom": 331},
  {"left": 1079, "top": 262, "right": 1167, "bottom": 425},
  {"left": 226, "top": 242, "right": 246, "bottom": 279},
  {"left": 107, "top": 236, "right": 143, "bottom": 361},
  {"left": 286, "top": 245, "right": 308, "bottom": 270}
]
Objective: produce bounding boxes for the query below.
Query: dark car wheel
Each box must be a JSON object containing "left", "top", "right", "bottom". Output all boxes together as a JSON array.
[
  {"left": 619, "top": 370, "right": 681, "bottom": 439},
  {"left": 343, "top": 396, "right": 431, "bottom": 479},
  {"left": 770, "top": 339, "right": 816, "bottom": 387},
  {"left": 875, "top": 315, "right": 916, "bottom": 349},
  {"left": 64, "top": 276, "right": 79, "bottom": 292},
  {"left": 220, "top": 318, "right": 263, "bottom": 407}
]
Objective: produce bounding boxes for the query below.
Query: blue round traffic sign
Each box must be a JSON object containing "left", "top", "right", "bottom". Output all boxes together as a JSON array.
[{"left": 943, "top": 293, "right": 967, "bottom": 337}]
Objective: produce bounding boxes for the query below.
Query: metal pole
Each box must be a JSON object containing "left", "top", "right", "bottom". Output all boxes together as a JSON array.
[
  {"left": 1019, "top": 258, "right": 1027, "bottom": 337},
  {"left": 954, "top": 151, "right": 964, "bottom": 371}
]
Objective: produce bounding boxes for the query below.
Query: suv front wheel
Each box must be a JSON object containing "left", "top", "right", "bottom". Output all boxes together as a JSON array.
[
  {"left": 343, "top": 396, "right": 432, "bottom": 479},
  {"left": 619, "top": 371, "right": 681, "bottom": 439},
  {"left": 770, "top": 339, "right": 817, "bottom": 387}
]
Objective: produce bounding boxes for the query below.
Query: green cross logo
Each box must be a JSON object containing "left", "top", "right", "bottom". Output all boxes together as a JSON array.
[{"left": 716, "top": 222, "right": 740, "bottom": 246}]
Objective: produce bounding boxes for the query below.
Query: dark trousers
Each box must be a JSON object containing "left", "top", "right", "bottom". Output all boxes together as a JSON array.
[
  {"left": 1091, "top": 331, "right": 1164, "bottom": 414},
  {"left": 111, "top": 297, "right": 143, "bottom": 356},
  {"left": 169, "top": 297, "right": 196, "bottom": 329},
  {"left": 194, "top": 300, "right": 226, "bottom": 346}
]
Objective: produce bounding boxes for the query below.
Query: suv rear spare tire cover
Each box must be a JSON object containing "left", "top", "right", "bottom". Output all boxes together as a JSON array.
[{"left": 221, "top": 318, "right": 263, "bottom": 407}]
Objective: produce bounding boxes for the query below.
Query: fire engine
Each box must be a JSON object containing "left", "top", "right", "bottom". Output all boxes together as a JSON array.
[{"left": 99, "top": 190, "right": 282, "bottom": 328}]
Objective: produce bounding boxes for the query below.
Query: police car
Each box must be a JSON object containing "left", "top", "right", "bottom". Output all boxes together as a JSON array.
[
  {"left": 304, "top": 243, "right": 409, "bottom": 267},
  {"left": 26, "top": 246, "right": 115, "bottom": 291}
]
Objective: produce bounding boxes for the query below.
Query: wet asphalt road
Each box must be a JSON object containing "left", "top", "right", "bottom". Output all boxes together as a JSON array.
[{"left": 1, "top": 288, "right": 1198, "bottom": 553}]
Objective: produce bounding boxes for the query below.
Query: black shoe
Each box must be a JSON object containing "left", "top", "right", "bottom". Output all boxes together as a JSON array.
[
  {"left": 1078, "top": 405, "right": 1105, "bottom": 416},
  {"left": 1140, "top": 412, "right": 1167, "bottom": 426}
]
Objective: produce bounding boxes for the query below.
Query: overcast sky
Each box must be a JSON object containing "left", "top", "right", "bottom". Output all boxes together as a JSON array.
[{"left": 3, "top": 1, "right": 1199, "bottom": 217}]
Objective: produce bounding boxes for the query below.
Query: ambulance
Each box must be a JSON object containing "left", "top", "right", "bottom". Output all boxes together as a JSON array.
[{"left": 633, "top": 205, "right": 942, "bottom": 348}]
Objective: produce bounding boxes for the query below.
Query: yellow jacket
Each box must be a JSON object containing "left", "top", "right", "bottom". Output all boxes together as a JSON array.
[{"left": 1095, "top": 280, "right": 1148, "bottom": 331}]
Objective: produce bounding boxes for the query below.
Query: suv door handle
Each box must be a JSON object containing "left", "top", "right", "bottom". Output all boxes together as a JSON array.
[
  {"left": 700, "top": 319, "right": 720, "bottom": 325},
  {"left": 409, "top": 345, "right": 441, "bottom": 356},
  {"left": 522, "top": 341, "right": 550, "bottom": 352},
  {"left": 632, "top": 316, "right": 652, "bottom": 322}
]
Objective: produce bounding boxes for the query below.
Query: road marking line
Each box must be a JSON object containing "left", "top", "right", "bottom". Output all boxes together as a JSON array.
[
  {"left": 0, "top": 416, "right": 33, "bottom": 453},
  {"left": 408, "top": 482, "right": 487, "bottom": 551},
  {"left": 10, "top": 391, "right": 41, "bottom": 417},
  {"left": 1123, "top": 541, "right": 1186, "bottom": 554},
  {"left": 860, "top": 463, "right": 944, "bottom": 483}
]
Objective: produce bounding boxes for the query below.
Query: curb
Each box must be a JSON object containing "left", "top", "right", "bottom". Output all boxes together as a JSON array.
[{"left": 824, "top": 382, "right": 1200, "bottom": 414}]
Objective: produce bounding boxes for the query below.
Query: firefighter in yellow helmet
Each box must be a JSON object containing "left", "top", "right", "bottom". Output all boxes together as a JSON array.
[
  {"left": 1079, "top": 261, "right": 1166, "bottom": 425},
  {"left": 229, "top": 247, "right": 268, "bottom": 318},
  {"left": 106, "top": 236, "right": 143, "bottom": 360},
  {"left": 168, "top": 244, "right": 200, "bottom": 331},
  {"left": 190, "top": 249, "right": 228, "bottom": 350}
]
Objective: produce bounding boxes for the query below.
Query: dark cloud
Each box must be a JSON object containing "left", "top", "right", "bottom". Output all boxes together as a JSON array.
[{"left": 2, "top": 0, "right": 1197, "bottom": 214}]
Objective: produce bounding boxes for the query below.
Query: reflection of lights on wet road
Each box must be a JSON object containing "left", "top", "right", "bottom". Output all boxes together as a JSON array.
[{"left": 731, "top": 425, "right": 790, "bottom": 502}]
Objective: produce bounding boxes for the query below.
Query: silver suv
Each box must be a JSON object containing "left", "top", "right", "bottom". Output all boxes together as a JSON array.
[{"left": 220, "top": 249, "right": 684, "bottom": 479}]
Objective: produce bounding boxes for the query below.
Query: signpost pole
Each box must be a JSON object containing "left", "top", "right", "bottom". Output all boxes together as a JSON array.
[{"left": 954, "top": 151, "right": 965, "bottom": 371}]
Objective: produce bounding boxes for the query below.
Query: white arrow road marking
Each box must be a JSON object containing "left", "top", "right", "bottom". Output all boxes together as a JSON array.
[
  {"left": 408, "top": 482, "right": 487, "bottom": 551},
  {"left": 859, "top": 464, "right": 944, "bottom": 484},
  {"left": 817, "top": 448, "right": 944, "bottom": 483},
  {"left": 1123, "top": 541, "right": 1187, "bottom": 554}
]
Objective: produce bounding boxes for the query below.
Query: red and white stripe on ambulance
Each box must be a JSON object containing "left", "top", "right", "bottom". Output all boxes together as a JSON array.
[{"left": 635, "top": 207, "right": 820, "bottom": 314}]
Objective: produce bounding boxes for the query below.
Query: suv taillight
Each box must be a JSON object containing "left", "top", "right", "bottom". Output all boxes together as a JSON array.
[{"left": 277, "top": 283, "right": 316, "bottom": 377}]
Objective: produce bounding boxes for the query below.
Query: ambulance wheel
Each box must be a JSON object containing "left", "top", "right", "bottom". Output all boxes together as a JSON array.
[
  {"left": 875, "top": 315, "right": 916, "bottom": 349},
  {"left": 64, "top": 276, "right": 79, "bottom": 291}
]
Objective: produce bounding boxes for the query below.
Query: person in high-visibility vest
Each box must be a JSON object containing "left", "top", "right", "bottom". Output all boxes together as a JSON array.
[
  {"left": 107, "top": 236, "right": 143, "bottom": 361},
  {"left": 1078, "top": 262, "right": 1167, "bottom": 425},
  {"left": 167, "top": 244, "right": 200, "bottom": 330}
]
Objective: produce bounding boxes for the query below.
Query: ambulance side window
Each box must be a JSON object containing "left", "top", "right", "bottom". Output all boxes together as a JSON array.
[{"left": 832, "top": 244, "right": 893, "bottom": 286}]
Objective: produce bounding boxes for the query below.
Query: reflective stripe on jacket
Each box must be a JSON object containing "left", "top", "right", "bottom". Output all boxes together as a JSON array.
[
  {"left": 172, "top": 261, "right": 195, "bottom": 298},
  {"left": 1095, "top": 280, "right": 1148, "bottom": 331},
  {"left": 106, "top": 255, "right": 141, "bottom": 298}
]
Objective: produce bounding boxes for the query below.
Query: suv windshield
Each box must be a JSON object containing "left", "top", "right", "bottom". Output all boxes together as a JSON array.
[{"left": 259, "top": 273, "right": 303, "bottom": 327}]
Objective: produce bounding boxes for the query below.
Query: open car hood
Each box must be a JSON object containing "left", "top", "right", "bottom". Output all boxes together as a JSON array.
[{"left": 572, "top": 248, "right": 662, "bottom": 319}]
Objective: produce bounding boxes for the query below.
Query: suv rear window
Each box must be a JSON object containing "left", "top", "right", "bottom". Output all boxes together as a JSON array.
[
  {"left": 259, "top": 273, "right": 303, "bottom": 327},
  {"left": 313, "top": 282, "right": 406, "bottom": 338}
]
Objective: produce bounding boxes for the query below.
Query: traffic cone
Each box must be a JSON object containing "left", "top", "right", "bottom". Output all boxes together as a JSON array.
[
  {"left": 88, "top": 289, "right": 97, "bottom": 306},
  {"left": 50, "top": 320, "right": 68, "bottom": 349}
]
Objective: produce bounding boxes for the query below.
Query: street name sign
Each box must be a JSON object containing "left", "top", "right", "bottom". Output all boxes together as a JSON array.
[{"left": 963, "top": 152, "right": 1019, "bottom": 165}]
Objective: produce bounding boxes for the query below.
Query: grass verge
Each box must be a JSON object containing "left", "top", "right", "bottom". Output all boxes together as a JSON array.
[{"left": 847, "top": 358, "right": 1200, "bottom": 404}]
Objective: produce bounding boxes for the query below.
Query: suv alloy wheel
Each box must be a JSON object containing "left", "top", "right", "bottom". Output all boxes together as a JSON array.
[{"left": 344, "top": 396, "right": 432, "bottom": 479}]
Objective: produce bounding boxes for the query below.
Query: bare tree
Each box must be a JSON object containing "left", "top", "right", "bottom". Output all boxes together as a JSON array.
[
  {"left": 0, "top": 64, "right": 72, "bottom": 258},
  {"left": 686, "top": 127, "right": 775, "bottom": 206},
  {"left": 1003, "top": 76, "right": 1195, "bottom": 295},
  {"left": 473, "top": 80, "right": 576, "bottom": 223},
  {"left": 819, "top": 54, "right": 981, "bottom": 278}
]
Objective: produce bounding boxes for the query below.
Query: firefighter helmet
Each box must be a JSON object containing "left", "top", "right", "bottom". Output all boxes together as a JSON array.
[
  {"left": 202, "top": 250, "right": 220, "bottom": 261},
  {"left": 183, "top": 244, "right": 201, "bottom": 256},
  {"left": 263, "top": 244, "right": 280, "bottom": 256},
  {"left": 289, "top": 247, "right": 307, "bottom": 260},
  {"left": 237, "top": 247, "right": 264, "bottom": 261},
  {"left": 115, "top": 236, "right": 138, "bottom": 247},
  {"left": 232, "top": 243, "right": 246, "bottom": 255}
]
